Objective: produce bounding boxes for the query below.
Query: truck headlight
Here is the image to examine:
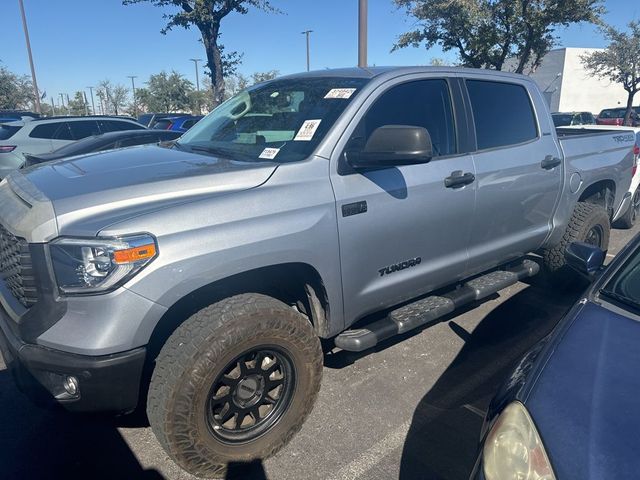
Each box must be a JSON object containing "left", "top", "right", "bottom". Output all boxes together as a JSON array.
[
  {"left": 50, "top": 234, "right": 158, "bottom": 294},
  {"left": 483, "top": 402, "right": 556, "bottom": 480}
]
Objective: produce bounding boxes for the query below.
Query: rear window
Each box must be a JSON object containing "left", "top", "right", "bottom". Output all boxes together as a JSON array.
[
  {"left": 0, "top": 125, "right": 21, "bottom": 140},
  {"left": 599, "top": 109, "right": 628, "bottom": 119},
  {"left": 30, "top": 122, "right": 62, "bottom": 139},
  {"left": 152, "top": 120, "right": 173, "bottom": 130},
  {"left": 467, "top": 80, "right": 538, "bottom": 150},
  {"left": 552, "top": 114, "right": 574, "bottom": 127}
]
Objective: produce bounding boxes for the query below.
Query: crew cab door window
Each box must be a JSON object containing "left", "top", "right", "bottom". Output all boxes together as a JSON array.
[
  {"left": 349, "top": 79, "right": 456, "bottom": 157},
  {"left": 467, "top": 80, "right": 537, "bottom": 150}
]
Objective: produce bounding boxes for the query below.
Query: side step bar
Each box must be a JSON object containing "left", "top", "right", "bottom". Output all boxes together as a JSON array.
[{"left": 335, "top": 259, "right": 539, "bottom": 352}]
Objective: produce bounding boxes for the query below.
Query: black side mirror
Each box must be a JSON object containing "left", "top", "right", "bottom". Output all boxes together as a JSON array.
[
  {"left": 345, "top": 125, "right": 433, "bottom": 169},
  {"left": 565, "top": 242, "right": 606, "bottom": 276}
]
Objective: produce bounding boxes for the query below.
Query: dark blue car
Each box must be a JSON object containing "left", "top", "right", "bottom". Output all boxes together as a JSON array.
[{"left": 471, "top": 238, "right": 640, "bottom": 480}]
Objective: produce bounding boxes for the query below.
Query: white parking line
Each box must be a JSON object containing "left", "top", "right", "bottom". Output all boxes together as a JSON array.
[{"left": 328, "top": 420, "right": 411, "bottom": 480}]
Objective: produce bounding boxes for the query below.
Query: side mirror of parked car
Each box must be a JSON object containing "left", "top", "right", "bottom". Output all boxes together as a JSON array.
[
  {"left": 565, "top": 242, "right": 606, "bottom": 276},
  {"left": 345, "top": 125, "right": 433, "bottom": 169}
]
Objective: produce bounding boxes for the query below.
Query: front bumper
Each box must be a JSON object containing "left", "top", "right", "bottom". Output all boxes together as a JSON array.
[{"left": 0, "top": 309, "right": 146, "bottom": 413}]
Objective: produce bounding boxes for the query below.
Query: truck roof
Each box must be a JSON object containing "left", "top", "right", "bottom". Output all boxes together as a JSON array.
[{"left": 278, "top": 66, "right": 533, "bottom": 82}]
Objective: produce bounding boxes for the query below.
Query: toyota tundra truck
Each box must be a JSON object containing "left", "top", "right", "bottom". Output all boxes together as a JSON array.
[{"left": 0, "top": 67, "right": 635, "bottom": 478}]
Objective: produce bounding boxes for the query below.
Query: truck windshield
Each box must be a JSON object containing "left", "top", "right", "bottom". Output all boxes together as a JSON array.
[{"left": 178, "top": 76, "right": 368, "bottom": 163}]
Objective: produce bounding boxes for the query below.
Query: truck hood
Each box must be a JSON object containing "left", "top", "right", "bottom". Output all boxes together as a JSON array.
[
  {"left": 3, "top": 145, "right": 277, "bottom": 240},
  {"left": 525, "top": 302, "right": 640, "bottom": 480}
]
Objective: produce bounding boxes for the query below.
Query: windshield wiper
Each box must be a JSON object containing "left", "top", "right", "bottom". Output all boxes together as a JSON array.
[{"left": 599, "top": 288, "right": 640, "bottom": 312}]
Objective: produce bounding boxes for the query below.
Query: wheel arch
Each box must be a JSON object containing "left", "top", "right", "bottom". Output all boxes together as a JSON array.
[
  {"left": 145, "top": 262, "right": 331, "bottom": 364},
  {"left": 578, "top": 179, "right": 616, "bottom": 218}
]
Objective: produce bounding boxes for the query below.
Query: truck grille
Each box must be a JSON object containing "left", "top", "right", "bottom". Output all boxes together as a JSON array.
[{"left": 0, "top": 224, "right": 37, "bottom": 308}]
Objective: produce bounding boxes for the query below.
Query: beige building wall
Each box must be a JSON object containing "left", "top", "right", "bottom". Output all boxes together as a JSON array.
[{"left": 527, "top": 47, "right": 629, "bottom": 114}]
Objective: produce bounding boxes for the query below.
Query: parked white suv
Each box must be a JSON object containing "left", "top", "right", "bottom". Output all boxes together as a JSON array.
[{"left": 0, "top": 116, "right": 145, "bottom": 178}]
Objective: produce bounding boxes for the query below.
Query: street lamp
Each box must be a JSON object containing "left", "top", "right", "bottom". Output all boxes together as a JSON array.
[
  {"left": 87, "top": 86, "right": 96, "bottom": 115},
  {"left": 301, "top": 30, "right": 313, "bottom": 72},
  {"left": 358, "top": 0, "right": 368, "bottom": 68},
  {"left": 127, "top": 75, "right": 138, "bottom": 117},
  {"left": 189, "top": 58, "right": 203, "bottom": 114},
  {"left": 18, "top": 0, "right": 41, "bottom": 113}
]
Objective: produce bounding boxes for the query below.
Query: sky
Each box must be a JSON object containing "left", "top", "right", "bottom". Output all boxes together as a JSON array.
[{"left": 0, "top": 0, "right": 637, "bottom": 106}]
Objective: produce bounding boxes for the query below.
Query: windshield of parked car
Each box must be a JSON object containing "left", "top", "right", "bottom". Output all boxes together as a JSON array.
[
  {"left": 600, "top": 248, "right": 640, "bottom": 312},
  {"left": 552, "top": 114, "right": 574, "bottom": 126},
  {"left": 178, "top": 76, "right": 368, "bottom": 163}
]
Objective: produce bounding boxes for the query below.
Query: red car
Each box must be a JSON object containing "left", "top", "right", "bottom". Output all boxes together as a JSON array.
[{"left": 596, "top": 106, "right": 640, "bottom": 126}]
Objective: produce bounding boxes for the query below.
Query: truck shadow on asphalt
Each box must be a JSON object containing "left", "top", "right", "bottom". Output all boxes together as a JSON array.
[
  {"left": 0, "top": 369, "right": 164, "bottom": 479},
  {"left": 397, "top": 276, "right": 585, "bottom": 480}
]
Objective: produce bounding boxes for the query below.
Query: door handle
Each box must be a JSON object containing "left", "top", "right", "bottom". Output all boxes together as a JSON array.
[
  {"left": 541, "top": 155, "right": 561, "bottom": 170},
  {"left": 444, "top": 170, "right": 475, "bottom": 188}
]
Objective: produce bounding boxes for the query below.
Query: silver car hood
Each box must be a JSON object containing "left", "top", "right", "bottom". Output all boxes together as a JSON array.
[{"left": 1, "top": 145, "right": 277, "bottom": 241}]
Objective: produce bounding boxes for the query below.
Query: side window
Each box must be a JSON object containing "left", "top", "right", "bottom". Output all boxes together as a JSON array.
[
  {"left": 181, "top": 119, "right": 196, "bottom": 130},
  {"left": 350, "top": 79, "right": 456, "bottom": 157},
  {"left": 68, "top": 120, "right": 100, "bottom": 140},
  {"left": 466, "top": 80, "right": 538, "bottom": 150},
  {"left": 52, "top": 122, "right": 74, "bottom": 141},
  {"left": 29, "top": 123, "right": 61, "bottom": 139},
  {"left": 99, "top": 120, "right": 144, "bottom": 133}
]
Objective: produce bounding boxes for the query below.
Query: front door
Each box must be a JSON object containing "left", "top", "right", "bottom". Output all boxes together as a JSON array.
[{"left": 330, "top": 78, "right": 477, "bottom": 325}]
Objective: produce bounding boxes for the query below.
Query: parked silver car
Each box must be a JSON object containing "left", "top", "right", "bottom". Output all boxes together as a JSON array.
[{"left": 0, "top": 116, "right": 145, "bottom": 177}]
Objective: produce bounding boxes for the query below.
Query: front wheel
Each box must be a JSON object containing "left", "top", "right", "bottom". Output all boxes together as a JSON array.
[
  {"left": 147, "top": 293, "right": 323, "bottom": 478},
  {"left": 543, "top": 202, "right": 610, "bottom": 274}
]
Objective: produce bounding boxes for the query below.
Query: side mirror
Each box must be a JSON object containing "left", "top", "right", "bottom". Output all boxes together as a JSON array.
[
  {"left": 565, "top": 242, "right": 606, "bottom": 276},
  {"left": 345, "top": 125, "right": 433, "bottom": 169}
]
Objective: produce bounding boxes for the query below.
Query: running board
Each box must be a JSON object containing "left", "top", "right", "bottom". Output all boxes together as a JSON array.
[{"left": 335, "top": 259, "right": 539, "bottom": 352}]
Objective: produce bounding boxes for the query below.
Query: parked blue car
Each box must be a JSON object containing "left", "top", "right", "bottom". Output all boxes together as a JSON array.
[
  {"left": 471, "top": 237, "right": 640, "bottom": 480},
  {"left": 152, "top": 115, "right": 203, "bottom": 133}
]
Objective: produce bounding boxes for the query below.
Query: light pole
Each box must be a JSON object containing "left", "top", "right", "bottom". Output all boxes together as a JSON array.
[
  {"left": 301, "top": 30, "right": 313, "bottom": 72},
  {"left": 87, "top": 86, "right": 96, "bottom": 115},
  {"left": 18, "top": 0, "right": 41, "bottom": 113},
  {"left": 59, "top": 93, "right": 66, "bottom": 115},
  {"left": 83, "top": 91, "right": 89, "bottom": 116},
  {"left": 127, "top": 75, "right": 138, "bottom": 117},
  {"left": 358, "top": 0, "right": 368, "bottom": 68},
  {"left": 189, "top": 58, "right": 203, "bottom": 113}
]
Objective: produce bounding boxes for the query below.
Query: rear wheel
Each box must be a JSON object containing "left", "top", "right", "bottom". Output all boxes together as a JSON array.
[
  {"left": 543, "top": 201, "right": 610, "bottom": 273},
  {"left": 147, "top": 293, "right": 323, "bottom": 478}
]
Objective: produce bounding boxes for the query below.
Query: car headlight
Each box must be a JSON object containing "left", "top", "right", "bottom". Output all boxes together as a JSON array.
[
  {"left": 50, "top": 234, "right": 158, "bottom": 294},
  {"left": 483, "top": 401, "right": 556, "bottom": 480}
]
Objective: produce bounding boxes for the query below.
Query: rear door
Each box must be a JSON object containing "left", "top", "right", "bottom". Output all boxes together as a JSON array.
[
  {"left": 464, "top": 78, "right": 563, "bottom": 275},
  {"left": 331, "top": 77, "right": 477, "bottom": 323}
]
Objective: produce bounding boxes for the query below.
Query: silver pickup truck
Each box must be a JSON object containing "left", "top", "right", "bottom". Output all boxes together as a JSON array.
[{"left": 0, "top": 67, "right": 635, "bottom": 477}]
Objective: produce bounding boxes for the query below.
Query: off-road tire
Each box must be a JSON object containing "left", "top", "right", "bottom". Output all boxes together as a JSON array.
[
  {"left": 147, "top": 293, "right": 323, "bottom": 478},
  {"left": 543, "top": 202, "right": 610, "bottom": 273}
]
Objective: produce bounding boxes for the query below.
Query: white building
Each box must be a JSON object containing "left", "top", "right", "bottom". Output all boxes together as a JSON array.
[{"left": 526, "top": 47, "right": 628, "bottom": 114}]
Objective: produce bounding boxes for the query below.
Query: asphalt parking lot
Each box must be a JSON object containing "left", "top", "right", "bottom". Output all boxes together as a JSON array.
[{"left": 1, "top": 225, "right": 637, "bottom": 480}]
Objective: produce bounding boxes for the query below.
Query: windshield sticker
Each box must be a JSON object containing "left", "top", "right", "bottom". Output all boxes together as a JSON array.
[
  {"left": 294, "top": 119, "right": 322, "bottom": 141},
  {"left": 259, "top": 147, "right": 281, "bottom": 160},
  {"left": 324, "top": 88, "right": 357, "bottom": 99}
]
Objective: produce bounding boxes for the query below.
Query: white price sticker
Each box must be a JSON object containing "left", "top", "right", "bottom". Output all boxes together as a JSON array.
[
  {"left": 294, "top": 119, "right": 322, "bottom": 141},
  {"left": 258, "top": 147, "right": 280, "bottom": 160},
  {"left": 324, "top": 88, "right": 357, "bottom": 99}
]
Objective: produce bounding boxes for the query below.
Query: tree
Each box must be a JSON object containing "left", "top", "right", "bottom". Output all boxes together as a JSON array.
[
  {"left": 137, "top": 71, "right": 194, "bottom": 113},
  {"left": 0, "top": 66, "right": 34, "bottom": 110},
  {"left": 251, "top": 69, "right": 279, "bottom": 84},
  {"left": 123, "top": 0, "right": 278, "bottom": 106},
  {"left": 393, "top": 0, "right": 603, "bottom": 73},
  {"left": 67, "top": 91, "right": 89, "bottom": 116},
  {"left": 582, "top": 22, "right": 640, "bottom": 126},
  {"left": 97, "top": 80, "right": 130, "bottom": 115}
]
